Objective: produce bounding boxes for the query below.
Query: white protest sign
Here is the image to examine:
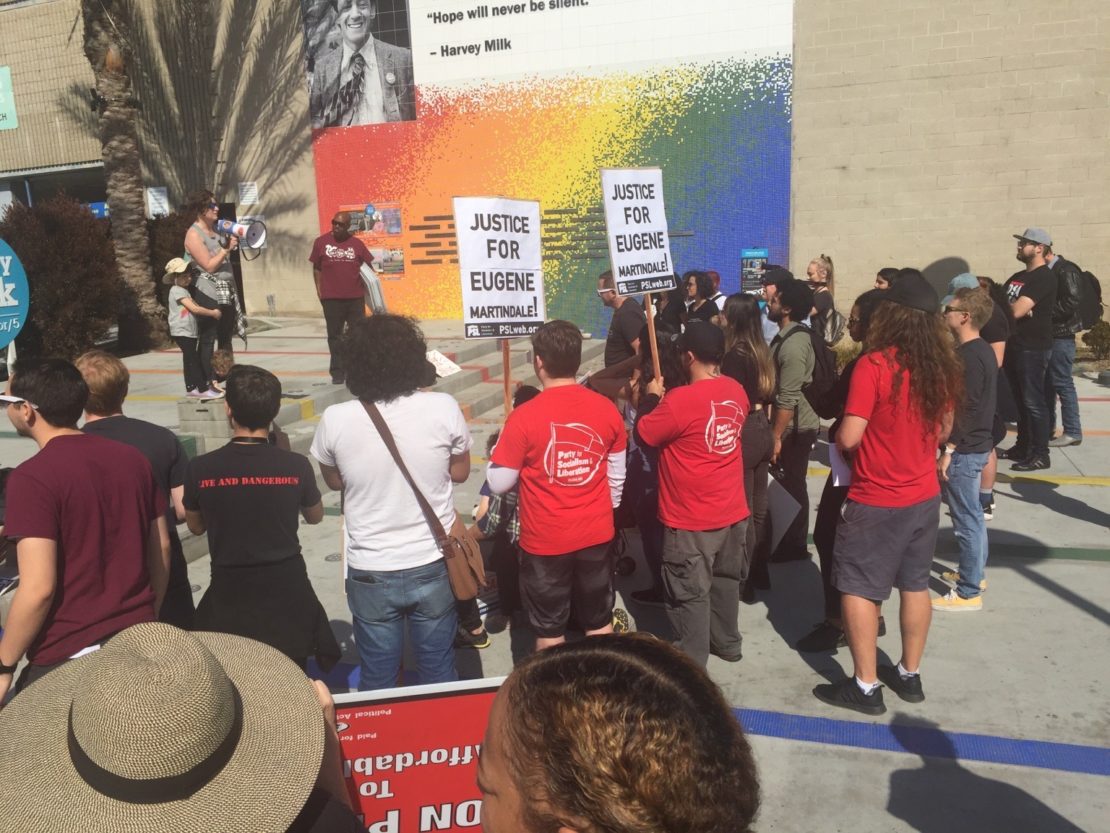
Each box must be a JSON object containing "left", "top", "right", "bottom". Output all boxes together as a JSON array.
[
  {"left": 600, "top": 168, "right": 678, "bottom": 296},
  {"left": 454, "top": 196, "right": 545, "bottom": 339}
]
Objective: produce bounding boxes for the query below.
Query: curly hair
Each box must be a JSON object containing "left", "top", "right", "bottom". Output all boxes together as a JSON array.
[
  {"left": 342, "top": 315, "right": 429, "bottom": 403},
  {"left": 683, "top": 270, "right": 715, "bottom": 302},
  {"left": 865, "top": 301, "right": 964, "bottom": 429},
  {"left": 500, "top": 633, "right": 760, "bottom": 833},
  {"left": 182, "top": 189, "right": 216, "bottom": 222}
]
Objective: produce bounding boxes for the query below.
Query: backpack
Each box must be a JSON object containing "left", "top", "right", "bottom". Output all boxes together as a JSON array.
[
  {"left": 1077, "top": 270, "right": 1104, "bottom": 331},
  {"left": 774, "top": 325, "right": 841, "bottom": 420},
  {"left": 823, "top": 308, "right": 848, "bottom": 347}
]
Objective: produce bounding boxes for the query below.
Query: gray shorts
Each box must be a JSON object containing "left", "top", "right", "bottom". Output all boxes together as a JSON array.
[{"left": 831, "top": 495, "right": 940, "bottom": 601}]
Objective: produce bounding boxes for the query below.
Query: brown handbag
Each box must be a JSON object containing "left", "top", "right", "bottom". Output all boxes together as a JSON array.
[{"left": 361, "top": 401, "right": 486, "bottom": 600}]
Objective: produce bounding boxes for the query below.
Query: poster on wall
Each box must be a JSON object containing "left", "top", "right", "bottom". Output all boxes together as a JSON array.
[
  {"left": 0, "top": 67, "right": 17, "bottom": 131},
  {"left": 300, "top": 0, "right": 793, "bottom": 332},
  {"left": 334, "top": 678, "right": 501, "bottom": 832},
  {"left": 600, "top": 168, "right": 676, "bottom": 297},
  {"left": 741, "top": 247, "right": 769, "bottom": 293},
  {"left": 339, "top": 202, "right": 406, "bottom": 280},
  {"left": 454, "top": 196, "right": 545, "bottom": 338}
]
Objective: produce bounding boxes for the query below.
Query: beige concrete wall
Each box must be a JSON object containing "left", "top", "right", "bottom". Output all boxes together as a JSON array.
[
  {"left": 0, "top": 0, "right": 101, "bottom": 172},
  {"left": 791, "top": 0, "right": 1110, "bottom": 307}
]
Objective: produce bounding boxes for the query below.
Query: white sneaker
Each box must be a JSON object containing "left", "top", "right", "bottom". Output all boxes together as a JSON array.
[
  {"left": 198, "top": 389, "right": 225, "bottom": 400},
  {"left": 185, "top": 390, "right": 204, "bottom": 398}
]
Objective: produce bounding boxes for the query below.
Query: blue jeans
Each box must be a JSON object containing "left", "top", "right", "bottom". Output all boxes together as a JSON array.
[
  {"left": 1045, "top": 338, "right": 1082, "bottom": 439},
  {"left": 346, "top": 559, "right": 459, "bottom": 691},
  {"left": 945, "top": 451, "right": 990, "bottom": 599}
]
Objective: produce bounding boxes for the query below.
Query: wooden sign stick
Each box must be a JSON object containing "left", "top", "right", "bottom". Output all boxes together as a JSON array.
[{"left": 643, "top": 293, "right": 662, "bottom": 383}]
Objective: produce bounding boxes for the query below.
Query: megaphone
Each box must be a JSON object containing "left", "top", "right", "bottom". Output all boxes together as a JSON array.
[{"left": 216, "top": 218, "right": 267, "bottom": 249}]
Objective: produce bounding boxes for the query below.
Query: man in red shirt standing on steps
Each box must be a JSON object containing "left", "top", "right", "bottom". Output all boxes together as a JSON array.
[
  {"left": 309, "top": 211, "right": 375, "bottom": 385},
  {"left": 635, "top": 321, "right": 750, "bottom": 667},
  {"left": 487, "top": 320, "right": 627, "bottom": 653}
]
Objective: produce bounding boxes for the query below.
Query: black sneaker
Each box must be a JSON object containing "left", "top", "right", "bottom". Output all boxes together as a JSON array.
[
  {"left": 796, "top": 621, "right": 843, "bottom": 652},
  {"left": 453, "top": 626, "right": 490, "bottom": 649},
  {"left": 813, "top": 677, "right": 886, "bottom": 715},
  {"left": 1011, "top": 454, "right": 1050, "bottom": 471},
  {"left": 710, "top": 645, "right": 743, "bottom": 663},
  {"left": 877, "top": 665, "right": 925, "bottom": 703},
  {"left": 630, "top": 587, "right": 665, "bottom": 607},
  {"left": 998, "top": 445, "right": 1029, "bottom": 461}
]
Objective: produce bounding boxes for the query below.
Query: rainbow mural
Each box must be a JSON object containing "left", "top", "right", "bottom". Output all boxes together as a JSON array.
[{"left": 307, "top": 13, "right": 791, "bottom": 335}]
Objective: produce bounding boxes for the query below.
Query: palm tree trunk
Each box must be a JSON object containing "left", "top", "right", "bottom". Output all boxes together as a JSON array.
[{"left": 82, "top": 0, "right": 168, "bottom": 349}]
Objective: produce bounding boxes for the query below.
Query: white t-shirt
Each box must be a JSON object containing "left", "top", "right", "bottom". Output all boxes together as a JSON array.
[{"left": 310, "top": 393, "right": 472, "bottom": 571}]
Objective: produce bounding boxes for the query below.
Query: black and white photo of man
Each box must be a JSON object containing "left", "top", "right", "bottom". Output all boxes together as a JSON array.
[{"left": 306, "top": 0, "right": 416, "bottom": 127}]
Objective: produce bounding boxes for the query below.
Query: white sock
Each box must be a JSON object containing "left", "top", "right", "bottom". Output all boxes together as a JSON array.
[
  {"left": 897, "top": 662, "right": 919, "bottom": 679},
  {"left": 855, "top": 676, "right": 879, "bottom": 694}
]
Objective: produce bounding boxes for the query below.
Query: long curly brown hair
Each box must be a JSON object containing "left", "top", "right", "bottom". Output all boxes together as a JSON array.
[{"left": 865, "top": 301, "right": 964, "bottom": 429}]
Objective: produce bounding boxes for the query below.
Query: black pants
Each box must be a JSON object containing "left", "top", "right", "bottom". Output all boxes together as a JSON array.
[
  {"left": 173, "top": 336, "right": 207, "bottom": 393},
  {"left": 491, "top": 531, "right": 521, "bottom": 615},
  {"left": 813, "top": 475, "right": 849, "bottom": 620},
  {"left": 216, "top": 304, "right": 236, "bottom": 352},
  {"left": 321, "top": 298, "right": 366, "bottom": 379},
  {"left": 773, "top": 428, "right": 818, "bottom": 559},
  {"left": 197, "top": 317, "right": 217, "bottom": 385},
  {"left": 1004, "top": 344, "right": 1052, "bottom": 457},
  {"left": 741, "top": 410, "right": 774, "bottom": 586}
]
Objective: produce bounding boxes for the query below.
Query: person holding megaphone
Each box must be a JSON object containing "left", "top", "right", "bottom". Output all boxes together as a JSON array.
[{"left": 184, "top": 190, "right": 246, "bottom": 370}]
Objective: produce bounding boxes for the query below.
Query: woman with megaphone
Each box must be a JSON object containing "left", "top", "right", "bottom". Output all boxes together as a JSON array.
[{"left": 184, "top": 190, "right": 246, "bottom": 382}]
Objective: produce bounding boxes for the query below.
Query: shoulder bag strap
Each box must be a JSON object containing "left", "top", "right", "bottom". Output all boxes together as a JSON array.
[{"left": 361, "top": 400, "right": 450, "bottom": 545}]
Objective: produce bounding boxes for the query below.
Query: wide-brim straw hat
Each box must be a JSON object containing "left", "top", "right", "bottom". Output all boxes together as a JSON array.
[{"left": 0, "top": 622, "right": 325, "bottom": 833}]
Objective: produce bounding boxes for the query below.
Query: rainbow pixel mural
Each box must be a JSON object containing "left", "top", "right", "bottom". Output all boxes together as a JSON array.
[{"left": 301, "top": 0, "right": 792, "bottom": 334}]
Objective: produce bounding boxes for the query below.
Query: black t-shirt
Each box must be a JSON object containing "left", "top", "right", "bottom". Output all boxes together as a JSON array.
[
  {"left": 980, "top": 300, "right": 1011, "bottom": 345},
  {"left": 686, "top": 300, "right": 719, "bottom": 324},
  {"left": 183, "top": 442, "right": 321, "bottom": 566},
  {"left": 721, "top": 347, "right": 771, "bottom": 407},
  {"left": 1003, "top": 265, "right": 1057, "bottom": 350},
  {"left": 953, "top": 338, "right": 998, "bottom": 454},
  {"left": 604, "top": 298, "right": 647, "bottom": 367}
]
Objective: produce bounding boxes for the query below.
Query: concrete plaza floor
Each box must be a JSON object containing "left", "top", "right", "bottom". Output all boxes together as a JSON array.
[{"left": 1, "top": 317, "right": 1106, "bottom": 831}]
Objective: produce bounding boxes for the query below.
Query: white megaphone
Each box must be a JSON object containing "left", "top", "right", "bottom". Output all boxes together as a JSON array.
[{"left": 216, "top": 218, "right": 267, "bottom": 249}]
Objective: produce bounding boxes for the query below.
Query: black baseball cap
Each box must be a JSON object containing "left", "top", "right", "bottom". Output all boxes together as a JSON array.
[
  {"left": 761, "top": 266, "right": 795, "bottom": 290},
  {"left": 679, "top": 320, "right": 725, "bottom": 363}
]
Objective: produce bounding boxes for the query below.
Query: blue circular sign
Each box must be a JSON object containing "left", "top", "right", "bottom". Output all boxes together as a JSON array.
[{"left": 0, "top": 239, "right": 30, "bottom": 351}]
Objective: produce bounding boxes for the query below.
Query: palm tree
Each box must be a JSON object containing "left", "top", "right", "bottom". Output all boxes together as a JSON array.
[{"left": 81, "top": 0, "right": 166, "bottom": 349}]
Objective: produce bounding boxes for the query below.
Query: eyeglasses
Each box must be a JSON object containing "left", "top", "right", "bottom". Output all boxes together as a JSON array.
[
  {"left": 944, "top": 306, "right": 968, "bottom": 315},
  {"left": 847, "top": 316, "right": 861, "bottom": 325}
]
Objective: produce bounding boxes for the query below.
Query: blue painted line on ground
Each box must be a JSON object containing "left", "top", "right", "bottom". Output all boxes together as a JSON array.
[
  {"left": 735, "top": 708, "right": 1110, "bottom": 777},
  {"left": 312, "top": 659, "right": 1108, "bottom": 776}
]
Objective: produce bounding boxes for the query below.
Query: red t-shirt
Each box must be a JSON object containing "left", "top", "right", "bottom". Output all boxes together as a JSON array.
[
  {"left": 3, "top": 434, "right": 165, "bottom": 665},
  {"left": 491, "top": 385, "right": 626, "bottom": 555},
  {"left": 636, "top": 375, "right": 750, "bottom": 530},
  {"left": 844, "top": 351, "right": 942, "bottom": 507},
  {"left": 309, "top": 232, "right": 374, "bottom": 299}
]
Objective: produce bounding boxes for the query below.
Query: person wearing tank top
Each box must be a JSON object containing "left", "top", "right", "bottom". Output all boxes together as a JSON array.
[{"left": 184, "top": 190, "right": 243, "bottom": 356}]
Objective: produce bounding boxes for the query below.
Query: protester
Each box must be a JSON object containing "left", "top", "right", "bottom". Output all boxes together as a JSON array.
[
  {"left": 312, "top": 315, "right": 471, "bottom": 689},
  {"left": 874, "top": 267, "right": 900, "bottom": 290},
  {"left": 635, "top": 321, "right": 749, "bottom": 665},
  {"left": 797, "top": 289, "right": 887, "bottom": 652},
  {"left": 487, "top": 320, "right": 626, "bottom": 652},
  {"left": 1044, "top": 240, "right": 1085, "bottom": 448},
  {"left": 76, "top": 349, "right": 196, "bottom": 630},
  {"left": 759, "top": 265, "right": 794, "bottom": 343},
  {"left": 183, "top": 189, "right": 244, "bottom": 355},
  {"left": 934, "top": 287, "right": 997, "bottom": 612},
  {"left": 185, "top": 366, "right": 338, "bottom": 670},
  {"left": 0, "top": 359, "right": 168, "bottom": 699},
  {"left": 720, "top": 293, "right": 776, "bottom": 599},
  {"left": 598, "top": 269, "right": 646, "bottom": 367},
  {"left": 1000, "top": 228, "right": 1059, "bottom": 471},
  {"left": 309, "top": 211, "right": 375, "bottom": 385},
  {"left": 654, "top": 283, "right": 688, "bottom": 331},
  {"left": 478, "top": 633, "right": 760, "bottom": 833},
  {"left": 768, "top": 279, "right": 818, "bottom": 561},
  {"left": 628, "top": 323, "right": 687, "bottom": 606},
  {"left": 684, "top": 270, "right": 720, "bottom": 323},
  {"left": 706, "top": 269, "right": 727, "bottom": 312},
  {"left": 163, "top": 257, "right": 223, "bottom": 399},
  {"left": 813, "top": 274, "right": 962, "bottom": 714},
  {"left": 0, "top": 622, "right": 362, "bottom": 831},
  {"left": 807, "top": 253, "right": 843, "bottom": 344}
]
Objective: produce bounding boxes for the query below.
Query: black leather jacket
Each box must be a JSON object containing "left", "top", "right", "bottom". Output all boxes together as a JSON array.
[{"left": 1050, "top": 256, "right": 1083, "bottom": 338}]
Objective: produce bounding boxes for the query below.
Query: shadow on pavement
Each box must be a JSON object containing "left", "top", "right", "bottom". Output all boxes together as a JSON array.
[
  {"left": 1008, "top": 478, "right": 1110, "bottom": 530},
  {"left": 762, "top": 559, "right": 843, "bottom": 682},
  {"left": 886, "top": 715, "right": 1084, "bottom": 832}
]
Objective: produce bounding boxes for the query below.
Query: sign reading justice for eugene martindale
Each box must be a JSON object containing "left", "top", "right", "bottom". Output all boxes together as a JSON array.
[
  {"left": 600, "top": 168, "right": 677, "bottom": 296},
  {"left": 454, "top": 196, "right": 546, "bottom": 339}
]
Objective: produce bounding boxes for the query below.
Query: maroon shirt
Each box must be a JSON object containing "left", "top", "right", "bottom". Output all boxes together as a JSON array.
[
  {"left": 4, "top": 434, "right": 165, "bottom": 665},
  {"left": 309, "top": 232, "right": 374, "bottom": 299}
]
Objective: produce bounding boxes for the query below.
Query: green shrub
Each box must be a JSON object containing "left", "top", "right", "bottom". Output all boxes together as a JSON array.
[
  {"left": 1082, "top": 319, "right": 1110, "bottom": 360},
  {"left": 0, "top": 196, "right": 122, "bottom": 359}
]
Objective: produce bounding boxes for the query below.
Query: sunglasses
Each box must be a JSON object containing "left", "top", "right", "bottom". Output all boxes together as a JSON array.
[
  {"left": 207, "top": 202, "right": 219, "bottom": 210},
  {"left": 596, "top": 288, "right": 615, "bottom": 296},
  {"left": 0, "top": 396, "right": 38, "bottom": 410}
]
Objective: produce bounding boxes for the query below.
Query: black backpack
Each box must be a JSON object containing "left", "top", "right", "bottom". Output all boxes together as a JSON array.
[
  {"left": 774, "top": 324, "right": 841, "bottom": 420},
  {"left": 1077, "top": 269, "right": 1104, "bottom": 331}
]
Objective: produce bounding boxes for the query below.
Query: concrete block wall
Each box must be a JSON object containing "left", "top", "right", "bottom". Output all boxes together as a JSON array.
[{"left": 791, "top": 0, "right": 1110, "bottom": 306}]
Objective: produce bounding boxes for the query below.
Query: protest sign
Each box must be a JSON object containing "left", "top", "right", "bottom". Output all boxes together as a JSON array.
[
  {"left": 600, "top": 168, "right": 677, "bottom": 296},
  {"left": 335, "top": 678, "right": 502, "bottom": 832},
  {"left": 455, "top": 197, "right": 545, "bottom": 339},
  {"left": 0, "top": 240, "right": 29, "bottom": 351}
]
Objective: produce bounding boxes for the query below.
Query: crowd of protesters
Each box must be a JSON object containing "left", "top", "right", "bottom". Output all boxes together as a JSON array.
[{"left": 0, "top": 224, "right": 1096, "bottom": 830}]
